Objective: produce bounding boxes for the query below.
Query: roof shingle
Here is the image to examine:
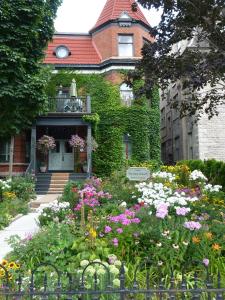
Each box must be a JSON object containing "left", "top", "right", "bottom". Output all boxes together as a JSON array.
[
  {"left": 92, "top": 0, "right": 150, "bottom": 30},
  {"left": 44, "top": 36, "right": 101, "bottom": 65}
]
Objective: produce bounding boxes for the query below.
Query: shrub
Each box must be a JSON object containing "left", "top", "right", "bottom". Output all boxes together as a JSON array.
[
  {"left": 178, "top": 159, "right": 225, "bottom": 191},
  {"left": 10, "top": 176, "right": 35, "bottom": 202}
]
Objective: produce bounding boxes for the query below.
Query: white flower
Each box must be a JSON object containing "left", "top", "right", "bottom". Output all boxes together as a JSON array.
[
  {"left": 172, "top": 244, "right": 179, "bottom": 249},
  {"left": 113, "top": 278, "right": 120, "bottom": 287},
  {"left": 86, "top": 267, "right": 95, "bottom": 276},
  {"left": 80, "top": 260, "right": 89, "bottom": 267},
  {"left": 114, "top": 260, "right": 122, "bottom": 267},
  {"left": 109, "top": 266, "right": 119, "bottom": 275},
  {"left": 158, "top": 261, "right": 163, "bottom": 266},
  {"left": 119, "top": 201, "right": 127, "bottom": 208},
  {"left": 156, "top": 242, "right": 162, "bottom": 247},
  {"left": 97, "top": 268, "right": 106, "bottom": 275},
  {"left": 189, "top": 170, "right": 207, "bottom": 181},
  {"left": 182, "top": 241, "right": 189, "bottom": 246}
]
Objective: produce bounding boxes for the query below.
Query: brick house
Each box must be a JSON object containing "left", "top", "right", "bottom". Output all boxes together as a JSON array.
[{"left": 0, "top": 0, "right": 153, "bottom": 185}]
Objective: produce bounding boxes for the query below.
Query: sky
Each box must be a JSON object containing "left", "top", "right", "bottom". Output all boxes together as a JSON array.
[{"left": 54, "top": 0, "right": 162, "bottom": 33}]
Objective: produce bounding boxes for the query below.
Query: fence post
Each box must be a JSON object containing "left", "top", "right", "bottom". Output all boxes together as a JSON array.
[{"left": 119, "top": 263, "right": 126, "bottom": 300}]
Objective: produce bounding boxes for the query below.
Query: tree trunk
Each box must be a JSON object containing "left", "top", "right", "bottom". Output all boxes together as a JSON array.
[{"left": 9, "top": 136, "right": 14, "bottom": 178}]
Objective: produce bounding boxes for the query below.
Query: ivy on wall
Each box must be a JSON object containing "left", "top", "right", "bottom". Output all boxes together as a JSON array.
[{"left": 46, "top": 72, "right": 161, "bottom": 176}]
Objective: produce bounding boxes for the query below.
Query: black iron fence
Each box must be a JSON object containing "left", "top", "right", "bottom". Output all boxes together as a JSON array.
[{"left": 0, "top": 262, "right": 225, "bottom": 299}]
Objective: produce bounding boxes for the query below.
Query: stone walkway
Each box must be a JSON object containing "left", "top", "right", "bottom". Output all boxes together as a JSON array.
[{"left": 0, "top": 194, "right": 61, "bottom": 260}]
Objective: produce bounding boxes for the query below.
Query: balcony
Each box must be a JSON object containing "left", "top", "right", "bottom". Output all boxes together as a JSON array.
[{"left": 48, "top": 96, "right": 91, "bottom": 114}]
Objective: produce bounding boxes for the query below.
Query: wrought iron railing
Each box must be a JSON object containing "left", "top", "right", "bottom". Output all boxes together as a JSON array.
[
  {"left": 0, "top": 262, "right": 224, "bottom": 299},
  {"left": 48, "top": 96, "right": 89, "bottom": 113}
]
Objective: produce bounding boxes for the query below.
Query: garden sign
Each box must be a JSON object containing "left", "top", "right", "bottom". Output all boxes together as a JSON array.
[{"left": 126, "top": 167, "right": 150, "bottom": 181}]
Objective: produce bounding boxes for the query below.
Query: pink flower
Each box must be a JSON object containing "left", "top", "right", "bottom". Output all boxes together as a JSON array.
[
  {"left": 105, "top": 226, "right": 112, "bottom": 233},
  {"left": 203, "top": 258, "right": 209, "bottom": 267},
  {"left": 176, "top": 207, "right": 191, "bottom": 216},
  {"left": 113, "top": 238, "right": 118, "bottom": 247},
  {"left": 116, "top": 228, "right": 123, "bottom": 234},
  {"left": 184, "top": 221, "right": 202, "bottom": 231},
  {"left": 156, "top": 203, "right": 169, "bottom": 219}
]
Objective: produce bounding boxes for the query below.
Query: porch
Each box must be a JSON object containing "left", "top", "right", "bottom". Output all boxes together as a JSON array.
[{"left": 28, "top": 115, "right": 93, "bottom": 179}]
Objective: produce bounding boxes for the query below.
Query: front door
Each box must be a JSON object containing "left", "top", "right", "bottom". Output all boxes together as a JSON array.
[{"left": 48, "top": 140, "right": 74, "bottom": 171}]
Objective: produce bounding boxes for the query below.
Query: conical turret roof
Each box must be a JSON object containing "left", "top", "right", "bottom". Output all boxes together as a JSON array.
[{"left": 92, "top": 0, "right": 150, "bottom": 31}]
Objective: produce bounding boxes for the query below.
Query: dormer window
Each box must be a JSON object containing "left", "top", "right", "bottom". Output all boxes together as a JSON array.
[
  {"left": 118, "top": 35, "right": 133, "bottom": 57},
  {"left": 119, "top": 11, "right": 131, "bottom": 20},
  {"left": 55, "top": 45, "right": 70, "bottom": 59},
  {"left": 118, "top": 11, "right": 132, "bottom": 27}
]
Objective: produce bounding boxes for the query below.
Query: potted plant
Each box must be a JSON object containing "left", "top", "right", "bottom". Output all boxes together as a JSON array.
[{"left": 37, "top": 135, "right": 56, "bottom": 172}]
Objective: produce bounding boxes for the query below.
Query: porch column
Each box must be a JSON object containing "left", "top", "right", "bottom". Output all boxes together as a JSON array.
[
  {"left": 86, "top": 95, "right": 91, "bottom": 113},
  {"left": 30, "top": 124, "right": 36, "bottom": 174},
  {"left": 87, "top": 124, "right": 92, "bottom": 177}
]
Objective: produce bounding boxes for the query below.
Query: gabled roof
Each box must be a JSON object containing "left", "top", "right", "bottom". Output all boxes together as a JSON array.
[
  {"left": 44, "top": 35, "right": 101, "bottom": 65},
  {"left": 92, "top": 0, "right": 150, "bottom": 31}
]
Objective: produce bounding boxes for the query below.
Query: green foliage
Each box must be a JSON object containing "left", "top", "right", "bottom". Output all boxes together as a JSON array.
[
  {"left": 10, "top": 176, "right": 35, "bottom": 202},
  {"left": 178, "top": 159, "right": 225, "bottom": 191},
  {"left": 135, "top": 0, "right": 225, "bottom": 119},
  {"left": 60, "top": 180, "right": 82, "bottom": 207},
  {"left": 47, "top": 72, "right": 161, "bottom": 176},
  {"left": 0, "top": 0, "right": 62, "bottom": 137},
  {"left": 0, "top": 176, "right": 34, "bottom": 229}
]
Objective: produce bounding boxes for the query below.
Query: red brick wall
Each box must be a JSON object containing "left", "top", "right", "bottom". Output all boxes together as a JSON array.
[
  {"left": 92, "top": 24, "right": 153, "bottom": 61},
  {"left": 0, "top": 134, "right": 28, "bottom": 176}
]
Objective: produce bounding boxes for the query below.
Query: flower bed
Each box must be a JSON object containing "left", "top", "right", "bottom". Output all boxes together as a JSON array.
[
  {"left": 0, "top": 176, "right": 35, "bottom": 229},
  {"left": 4, "top": 166, "right": 225, "bottom": 288}
]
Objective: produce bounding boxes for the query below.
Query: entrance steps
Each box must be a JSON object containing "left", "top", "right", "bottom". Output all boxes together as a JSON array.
[{"left": 35, "top": 172, "right": 88, "bottom": 195}]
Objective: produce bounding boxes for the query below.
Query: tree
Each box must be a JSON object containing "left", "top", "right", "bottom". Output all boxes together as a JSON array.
[
  {"left": 131, "top": 0, "right": 225, "bottom": 118},
  {"left": 0, "top": 0, "right": 62, "bottom": 138}
]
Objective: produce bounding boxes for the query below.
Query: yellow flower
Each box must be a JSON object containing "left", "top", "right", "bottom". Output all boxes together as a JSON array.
[
  {"left": 89, "top": 228, "right": 97, "bottom": 239},
  {"left": 204, "top": 232, "right": 213, "bottom": 240},
  {"left": 0, "top": 270, "right": 5, "bottom": 278},
  {"left": 1, "top": 259, "right": 8, "bottom": 267},
  {"left": 192, "top": 236, "right": 201, "bottom": 244},
  {"left": 8, "top": 262, "right": 16, "bottom": 269},
  {"left": 212, "top": 243, "right": 221, "bottom": 251}
]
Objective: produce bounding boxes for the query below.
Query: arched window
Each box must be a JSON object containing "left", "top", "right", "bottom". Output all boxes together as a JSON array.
[{"left": 120, "top": 83, "right": 134, "bottom": 106}]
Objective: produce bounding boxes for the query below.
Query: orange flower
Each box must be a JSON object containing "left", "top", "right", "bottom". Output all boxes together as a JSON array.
[
  {"left": 204, "top": 232, "right": 213, "bottom": 240},
  {"left": 192, "top": 236, "right": 201, "bottom": 244},
  {"left": 212, "top": 243, "right": 221, "bottom": 251}
]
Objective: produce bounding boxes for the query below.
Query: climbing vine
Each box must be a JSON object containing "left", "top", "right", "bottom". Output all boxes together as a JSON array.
[{"left": 46, "top": 72, "right": 161, "bottom": 176}]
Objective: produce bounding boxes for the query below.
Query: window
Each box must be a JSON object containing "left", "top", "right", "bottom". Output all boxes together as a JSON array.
[
  {"left": 120, "top": 83, "right": 134, "bottom": 106},
  {"left": 0, "top": 140, "right": 10, "bottom": 163},
  {"left": 118, "top": 35, "right": 133, "bottom": 57},
  {"left": 55, "top": 46, "right": 70, "bottom": 59},
  {"left": 123, "top": 134, "right": 132, "bottom": 159}
]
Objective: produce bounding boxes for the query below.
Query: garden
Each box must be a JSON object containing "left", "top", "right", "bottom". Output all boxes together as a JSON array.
[
  {"left": 1, "top": 163, "right": 224, "bottom": 298},
  {"left": 0, "top": 176, "right": 35, "bottom": 230}
]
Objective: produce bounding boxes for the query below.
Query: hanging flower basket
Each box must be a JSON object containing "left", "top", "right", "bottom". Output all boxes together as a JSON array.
[
  {"left": 37, "top": 135, "right": 56, "bottom": 172},
  {"left": 69, "top": 135, "right": 86, "bottom": 172}
]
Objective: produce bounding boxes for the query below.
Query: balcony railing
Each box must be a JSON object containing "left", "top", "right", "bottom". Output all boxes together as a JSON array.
[{"left": 48, "top": 96, "right": 91, "bottom": 113}]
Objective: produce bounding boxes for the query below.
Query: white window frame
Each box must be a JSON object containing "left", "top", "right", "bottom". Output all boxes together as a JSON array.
[
  {"left": 120, "top": 83, "right": 134, "bottom": 106},
  {"left": 118, "top": 34, "right": 134, "bottom": 57}
]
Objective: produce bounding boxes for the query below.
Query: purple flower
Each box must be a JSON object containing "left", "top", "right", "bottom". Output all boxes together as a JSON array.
[
  {"left": 183, "top": 221, "right": 202, "bottom": 231},
  {"left": 113, "top": 238, "right": 118, "bottom": 247},
  {"left": 105, "top": 226, "right": 112, "bottom": 233},
  {"left": 176, "top": 207, "right": 190, "bottom": 216},
  {"left": 116, "top": 228, "right": 123, "bottom": 234},
  {"left": 99, "top": 232, "right": 105, "bottom": 237},
  {"left": 203, "top": 258, "right": 209, "bottom": 267}
]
